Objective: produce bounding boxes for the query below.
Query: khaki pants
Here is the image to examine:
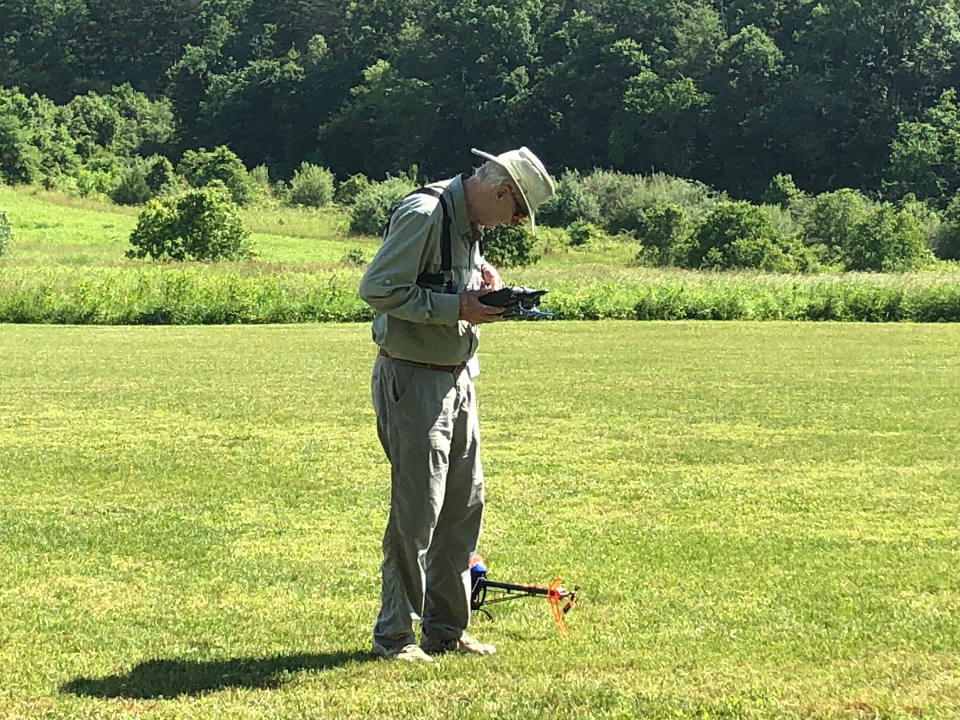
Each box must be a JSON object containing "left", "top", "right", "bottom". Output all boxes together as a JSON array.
[{"left": 371, "top": 354, "right": 484, "bottom": 650}]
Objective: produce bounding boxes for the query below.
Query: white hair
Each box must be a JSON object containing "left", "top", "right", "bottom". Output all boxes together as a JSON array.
[{"left": 473, "top": 160, "right": 513, "bottom": 189}]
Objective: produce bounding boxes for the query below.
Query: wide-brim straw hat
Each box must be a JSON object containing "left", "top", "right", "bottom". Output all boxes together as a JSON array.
[{"left": 471, "top": 147, "right": 555, "bottom": 233}]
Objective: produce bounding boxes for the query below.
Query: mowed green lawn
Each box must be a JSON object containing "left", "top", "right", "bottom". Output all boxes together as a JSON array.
[{"left": 1, "top": 322, "right": 958, "bottom": 719}]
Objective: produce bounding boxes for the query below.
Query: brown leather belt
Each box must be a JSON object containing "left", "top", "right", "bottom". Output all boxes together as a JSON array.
[{"left": 378, "top": 347, "right": 466, "bottom": 374}]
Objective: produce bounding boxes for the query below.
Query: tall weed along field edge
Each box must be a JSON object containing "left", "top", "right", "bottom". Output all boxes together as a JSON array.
[
  {"left": 4, "top": 265, "right": 960, "bottom": 323},
  {"left": 4, "top": 184, "right": 960, "bottom": 322},
  {"left": 0, "top": 322, "right": 958, "bottom": 719}
]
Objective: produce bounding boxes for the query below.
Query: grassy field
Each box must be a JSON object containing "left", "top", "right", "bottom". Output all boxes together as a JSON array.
[
  {"left": 1, "top": 321, "right": 959, "bottom": 719},
  {"left": 0, "top": 186, "right": 375, "bottom": 268}
]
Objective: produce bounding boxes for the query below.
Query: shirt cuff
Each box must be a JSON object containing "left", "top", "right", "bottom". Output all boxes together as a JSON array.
[{"left": 435, "top": 291, "right": 461, "bottom": 324}]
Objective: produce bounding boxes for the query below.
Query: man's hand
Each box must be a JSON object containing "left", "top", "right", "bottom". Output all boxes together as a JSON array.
[
  {"left": 459, "top": 289, "right": 504, "bottom": 324},
  {"left": 481, "top": 262, "right": 504, "bottom": 290}
]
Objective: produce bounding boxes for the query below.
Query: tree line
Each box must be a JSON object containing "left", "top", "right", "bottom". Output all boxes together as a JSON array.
[{"left": 4, "top": 0, "right": 960, "bottom": 205}]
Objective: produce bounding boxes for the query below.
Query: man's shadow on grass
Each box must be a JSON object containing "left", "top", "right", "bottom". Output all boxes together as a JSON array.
[{"left": 60, "top": 650, "right": 373, "bottom": 699}]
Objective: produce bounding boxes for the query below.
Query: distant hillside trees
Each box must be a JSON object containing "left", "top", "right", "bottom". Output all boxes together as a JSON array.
[
  {"left": 2, "top": 1, "right": 960, "bottom": 273},
  {"left": 4, "top": 0, "right": 960, "bottom": 202}
]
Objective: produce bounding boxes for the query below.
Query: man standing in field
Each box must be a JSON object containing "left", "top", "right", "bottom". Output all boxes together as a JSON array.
[{"left": 358, "top": 147, "right": 555, "bottom": 662}]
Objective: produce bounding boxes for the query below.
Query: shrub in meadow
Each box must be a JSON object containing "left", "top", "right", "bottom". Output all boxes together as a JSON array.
[
  {"left": 126, "top": 183, "right": 251, "bottom": 261},
  {"left": 619, "top": 202, "right": 693, "bottom": 266},
  {"left": 288, "top": 162, "right": 335, "bottom": 207},
  {"left": 342, "top": 248, "right": 366, "bottom": 266},
  {"left": 844, "top": 203, "right": 932, "bottom": 272},
  {"left": 482, "top": 224, "right": 541, "bottom": 268},
  {"left": 761, "top": 173, "right": 804, "bottom": 209},
  {"left": 109, "top": 159, "right": 152, "bottom": 205},
  {"left": 607, "top": 176, "right": 716, "bottom": 236},
  {"left": 72, "top": 151, "right": 122, "bottom": 198},
  {"left": 349, "top": 175, "right": 416, "bottom": 235},
  {"left": 897, "top": 195, "right": 942, "bottom": 256},
  {"left": 579, "top": 169, "right": 640, "bottom": 220},
  {"left": 0, "top": 91, "right": 43, "bottom": 184},
  {"left": 144, "top": 155, "right": 177, "bottom": 195},
  {"left": 247, "top": 164, "right": 275, "bottom": 205},
  {"left": 800, "top": 188, "right": 873, "bottom": 267},
  {"left": 334, "top": 173, "right": 370, "bottom": 205},
  {"left": 606, "top": 191, "right": 651, "bottom": 236},
  {"left": 537, "top": 170, "right": 601, "bottom": 227},
  {"left": 936, "top": 191, "right": 960, "bottom": 260},
  {"left": 759, "top": 204, "right": 819, "bottom": 272},
  {"left": 566, "top": 219, "right": 603, "bottom": 246},
  {"left": 0, "top": 209, "right": 12, "bottom": 257},
  {"left": 635, "top": 173, "right": 718, "bottom": 214},
  {"left": 177, "top": 146, "right": 254, "bottom": 206},
  {"left": 110, "top": 155, "right": 184, "bottom": 205},
  {"left": 690, "top": 200, "right": 799, "bottom": 272}
]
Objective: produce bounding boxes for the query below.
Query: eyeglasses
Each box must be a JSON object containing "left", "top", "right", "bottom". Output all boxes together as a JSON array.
[{"left": 507, "top": 185, "right": 527, "bottom": 221}]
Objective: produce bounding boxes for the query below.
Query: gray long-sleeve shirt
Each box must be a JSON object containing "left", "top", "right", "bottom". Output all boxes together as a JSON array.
[{"left": 358, "top": 174, "right": 483, "bottom": 365}]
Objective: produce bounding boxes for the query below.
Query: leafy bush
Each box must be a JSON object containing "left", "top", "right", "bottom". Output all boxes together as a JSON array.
[
  {"left": 349, "top": 175, "right": 416, "bottom": 235},
  {"left": 800, "top": 188, "right": 874, "bottom": 266},
  {"left": 0, "top": 89, "right": 44, "bottom": 185},
  {"left": 72, "top": 153, "right": 121, "bottom": 199},
  {"left": 109, "top": 160, "right": 152, "bottom": 205},
  {"left": 482, "top": 224, "right": 541, "bottom": 268},
  {"left": 936, "top": 190, "right": 960, "bottom": 260},
  {"left": 567, "top": 219, "right": 603, "bottom": 246},
  {"left": 897, "top": 195, "right": 941, "bottom": 254},
  {"left": 760, "top": 204, "right": 818, "bottom": 272},
  {"left": 126, "top": 183, "right": 251, "bottom": 261},
  {"left": 614, "top": 202, "right": 693, "bottom": 266},
  {"left": 144, "top": 155, "right": 177, "bottom": 195},
  {"left": 176, "top": 146, "right": 254, "bottom": 206},
  {"left": 843, "top": 204, "right": 932, "bottom": 272},
  {"left": 247, "top": 164, "right": 275, "bottom": 205},
  {"left": 63, "top": 91, "right": 124, "bottom": 159},
  {"left": 109, "top": 154, "right": 178, "bottom": 205},
  {"left": 249, "top": 165, "right": 270, "bottom": 188},
  {"left": 537, "top": 170, "right": 601, "bottom": 227},
  {"left": 333, "top": 173, "right": 370, "bottom": 205},
  {"left": 0, "top": 210, "right": 12, "bottom": 257},
  {"left": 606, "top": 192, "right": 650, "bottom": 237},
  {"left": 642, "top": 203, "right": 695, "bottom": 266},
  {"left": 691, "top": 200, "right": 799, "bottom": 272},
  {"left": 62, "top": 85, "right": 174, "bottom": 159},
  {"left": 761, "top": 173, "right": 803, "bottom": 208},
  {"left": 629, "top": 173, "right": 718, "bottom": 215},
  {"left": 606, "top": 174, "right": 717, "bottom": 239},
  {"left": 288, "top": 162, "right": 335, "bottom": 207},
  {"left": 341, "top": 248, "right": 366, "bottom": 266},
  {"left": 579, "top": 169, "right": 640, "bottom": 220}
]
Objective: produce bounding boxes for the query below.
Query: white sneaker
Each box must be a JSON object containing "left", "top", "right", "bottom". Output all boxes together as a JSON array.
[
  {"left": 371, "top": 641, "right": 434, "bottom": 662},
  {"left": 421, "top": 633, "right": 496, "bottom": 656}
]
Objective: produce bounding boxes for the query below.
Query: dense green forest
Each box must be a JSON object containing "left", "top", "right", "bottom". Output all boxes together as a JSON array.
[
  {"left": 5, "top": 0, "right": 960, "bottom": 273},
  {"left": 4, "top": 0, "right": 960, "bottom": 200}
]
